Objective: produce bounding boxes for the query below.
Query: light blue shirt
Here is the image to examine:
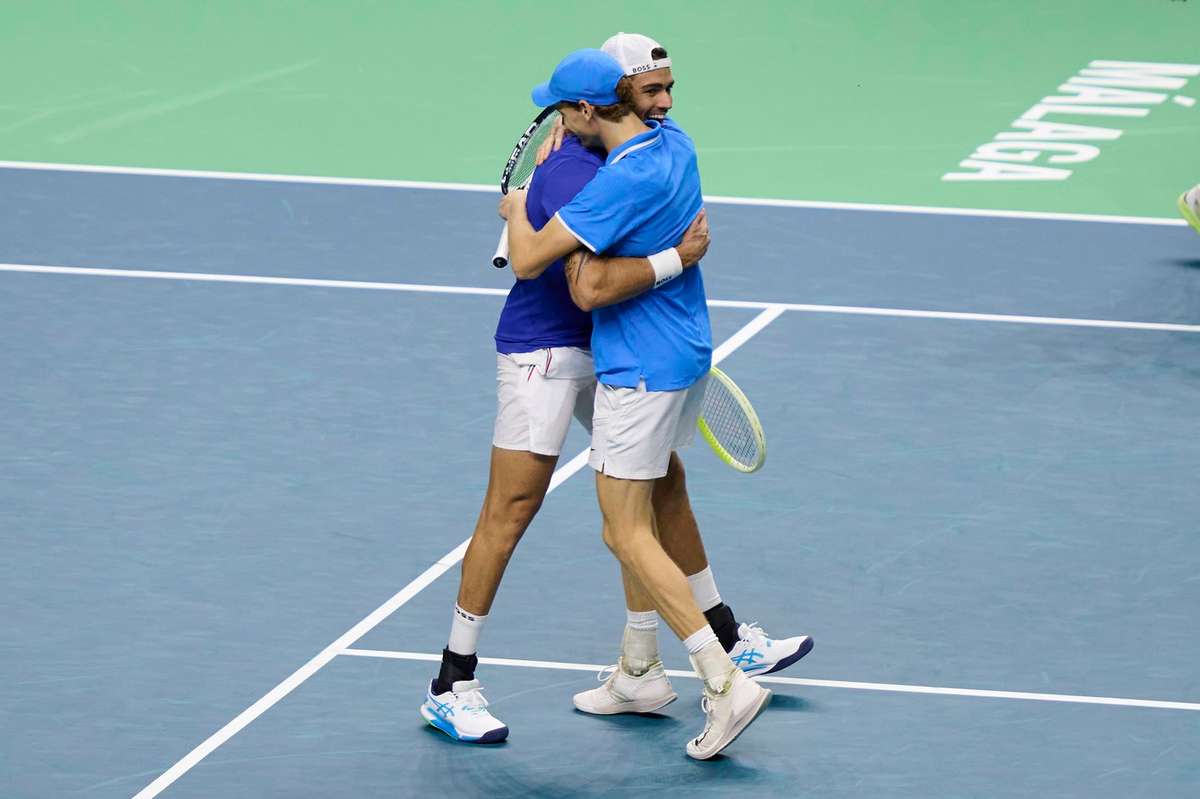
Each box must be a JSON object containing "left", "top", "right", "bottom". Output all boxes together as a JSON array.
[{"left": 555, "top": 119, "right": 712, "bottom": 391}]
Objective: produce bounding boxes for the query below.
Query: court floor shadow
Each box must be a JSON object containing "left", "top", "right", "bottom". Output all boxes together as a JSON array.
[{"left": 766, "top": 692, "right": 813, "bottom": 712}]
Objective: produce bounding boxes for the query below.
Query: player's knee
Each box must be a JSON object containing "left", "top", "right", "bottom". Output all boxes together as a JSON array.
[
  {"left": 600, "top": 524, "right": 620, "bottom": 556},
  {"left": 474, "top": 521, "right": 524, "bottom": 563},
  {"left": 484, "top": 491, "right": 544, "bottom": 542},
  {"left": 600, "top": 525, "right": 637, "bottom": 563}
]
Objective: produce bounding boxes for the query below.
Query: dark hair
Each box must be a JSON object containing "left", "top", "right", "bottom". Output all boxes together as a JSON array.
[{"left": 650, "top": 46, "right": 668, "bottom": 60}]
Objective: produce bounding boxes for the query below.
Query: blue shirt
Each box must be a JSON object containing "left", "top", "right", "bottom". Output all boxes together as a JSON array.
[
  {"left": 494, "top": 136, "right": 604, "bottom": 354},
  {"left": 556, "top": 119, "right": 712, "bottom": 391}
]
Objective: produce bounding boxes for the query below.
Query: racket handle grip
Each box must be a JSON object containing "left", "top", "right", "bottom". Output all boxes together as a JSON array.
[{"left": 492, "top": 223, "right": 510, "bottom": 269}]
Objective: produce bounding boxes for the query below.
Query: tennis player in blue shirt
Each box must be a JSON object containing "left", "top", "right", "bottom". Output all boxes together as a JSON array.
[
  {"left": 417, "top": 62, "right": 710, "bottom": 748},
  {"left": 498, "top": 47, "right": 772, "bottom": 759},
  {"left": 553, "top": 32, "right": 808, "bottom": 722}
]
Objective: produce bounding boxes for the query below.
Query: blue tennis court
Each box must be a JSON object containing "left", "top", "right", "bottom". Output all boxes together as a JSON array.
[{"left": 3, "top": 165, "right": 1199, "bottom": 798}]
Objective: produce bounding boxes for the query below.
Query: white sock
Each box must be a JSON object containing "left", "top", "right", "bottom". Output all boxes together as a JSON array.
[
  {"left": 689, "top": 637, "right": 736, "bottom": 694},
  {"left": 687, "top": 566, "right": 722, "bottom": 613},
  {"left": 447, "top": 604, "right": 487, "bottom": 656},
  {"left": 626, "top": 609, "right": 658, "bottom": 631},
  {"left": 621, "top": 610, "right": 660, "bottom": 676},
  {"left": 682, "top": 624, "right": 719, "bottom": 655}
]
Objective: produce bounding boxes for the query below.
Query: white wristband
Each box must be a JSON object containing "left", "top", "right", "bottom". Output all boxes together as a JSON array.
[{"left": 648, "top": 247, "right": 683, "bottom": 288}]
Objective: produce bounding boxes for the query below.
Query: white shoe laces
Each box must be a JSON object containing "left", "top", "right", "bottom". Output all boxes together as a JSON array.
[
  {"left": 595, "top": 664, "right": 619, "bottom": 683},
  {"left": 454, "top": 685, "right": 491, "bottom": 714},
  {"left": 740, "top": 621, "right": 770, "bottom": 647}
]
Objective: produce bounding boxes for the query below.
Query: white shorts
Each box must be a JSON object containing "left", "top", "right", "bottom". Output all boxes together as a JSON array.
[
  {"left": 492, "top": 347, "right": 596, "bottom": 456},
  {"left": 588, "top": 375, "right": 709, "bottom": 480}
]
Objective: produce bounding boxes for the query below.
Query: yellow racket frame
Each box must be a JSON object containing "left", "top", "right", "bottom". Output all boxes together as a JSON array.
[{"left": 696, "top": 366, "right": 766, "bottom": 473}]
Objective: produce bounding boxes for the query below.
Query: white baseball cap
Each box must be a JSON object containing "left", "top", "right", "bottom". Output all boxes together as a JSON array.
[{"left": 600, "top": 32, "right": 671, "bottom": 76}]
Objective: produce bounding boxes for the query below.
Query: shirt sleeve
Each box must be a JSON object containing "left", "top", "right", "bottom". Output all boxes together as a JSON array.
[{"left": 554, "top": 167, "right": 646, "bottom": 254}]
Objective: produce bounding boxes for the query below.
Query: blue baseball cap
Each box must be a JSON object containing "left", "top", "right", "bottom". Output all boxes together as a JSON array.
[{"left": 531, "top": 48, "right": 624, "bottom": 108}]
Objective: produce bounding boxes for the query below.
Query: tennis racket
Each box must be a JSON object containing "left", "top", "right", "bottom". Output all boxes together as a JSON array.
[
  {"left": 697, "top": 367, "right": 767, "bottom": 473},
  {"left": 491, "top": 107, "right": 561, "bottom": 268}
]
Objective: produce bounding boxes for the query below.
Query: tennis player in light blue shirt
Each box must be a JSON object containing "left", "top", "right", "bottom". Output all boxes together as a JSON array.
[{"left": 500, "top": 47, "right": 773, "bottom": 760}]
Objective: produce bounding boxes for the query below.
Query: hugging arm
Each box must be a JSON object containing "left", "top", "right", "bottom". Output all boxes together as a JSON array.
[
  {"left": 563, "top": 210, "right": 710, "bottom": 311},
  {"left": 502, "top": 192, "right": 582, "bottom": 280}
]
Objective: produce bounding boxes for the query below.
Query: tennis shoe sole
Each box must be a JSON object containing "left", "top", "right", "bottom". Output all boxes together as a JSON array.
[{"left": 420, "top": 705, "right": 509, "bottom": 744}]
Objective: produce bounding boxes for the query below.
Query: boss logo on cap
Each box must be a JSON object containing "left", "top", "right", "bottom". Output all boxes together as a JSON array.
[{"left": 629, "top": 57, "right": 670, "bottom": 75}]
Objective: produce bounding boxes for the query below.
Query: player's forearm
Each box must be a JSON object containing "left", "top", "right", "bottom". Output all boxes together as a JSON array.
[
  {"left": 564, "top": 252, "right": 655, "bottom": 311},
  {"left": 507, "top": 209, "right": 580, "bottom": 281},
  {"left": 506, "top": 207, "right": 553, "bottom": 281}
]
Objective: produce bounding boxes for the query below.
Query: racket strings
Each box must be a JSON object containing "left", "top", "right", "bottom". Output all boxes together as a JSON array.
[
  {"left": 506, "top": 114, "right": 560, "bottom": 191},
  {"left": 702, "top": 379, "right": 761, "bottom": 466}
]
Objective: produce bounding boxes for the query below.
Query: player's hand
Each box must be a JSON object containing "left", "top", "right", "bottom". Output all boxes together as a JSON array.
[
  {"left": 676, "top": 209, "right": 710, "bottom": 266},
  {"left": 534, "top": 117, "right": 567, "bottom": 166},
  {"left": 498, "top": 189, "right": 528, "bottom": 221}
]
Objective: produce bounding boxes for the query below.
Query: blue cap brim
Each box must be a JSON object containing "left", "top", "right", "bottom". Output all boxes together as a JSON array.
[{"left": 530, "top": 81, "right": 560, "bottom": 108}]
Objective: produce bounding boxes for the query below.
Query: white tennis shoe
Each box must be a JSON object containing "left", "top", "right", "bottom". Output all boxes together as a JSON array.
[
  {"left": 686, "top": 667, "right": 772, "bottom": 760},
  {"left": 1179, "top": 185, "right": 1200, "bottom": 234},
  {"left": 420, "top": 679, "right": 509, "bottom": 743},
  {"left": 728, "top": 622, "right": 813, "bottom": 677},
  {"left": 573, "top": 658, "right": 678, "bottom": 714}
]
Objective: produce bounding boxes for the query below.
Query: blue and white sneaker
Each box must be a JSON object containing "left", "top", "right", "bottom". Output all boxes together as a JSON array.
[
  {"left": 420, "top": 679, "right": 509, "bottom": 743},
  {"left": 728, "top": 623, "right": 813, "bottom": 677}
]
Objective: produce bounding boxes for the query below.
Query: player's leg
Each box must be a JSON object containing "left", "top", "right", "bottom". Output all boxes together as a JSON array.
[
  {"left": 577, "top": 440, "right": 812, "bottom": 709},
  {"left": 421, "top": 446, "right": 556, "bottom": 743},
  {"left": 456, "top": 447, "right": 556, "bottom": 615},
  {"left": 595, "top": 474, "right": 705, "bottom": 636},
  {"left": 655, "top": 453, "right": 814, "bottom": 677},
  {"left": 1179, "top": 185, "right": 1200, "bottom": 234},
  {"left": 595, "top": 471, "right": 770, "bottom": 759},
  {"left": 421, "top": 350, "right": 584, "bottom": 744},
  {"left": 618, "top": 566, "right": 663, "bottom": 677},
  {"left": 570, "top": 376, "right": 678, "bottom": 713},
  {"left": 587, "top": 380, "right": 770, "bottom": 759}
]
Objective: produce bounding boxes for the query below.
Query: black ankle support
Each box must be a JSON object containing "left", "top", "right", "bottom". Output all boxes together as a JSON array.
[
  {"left": 704, "top": 603, "right": 740, "bottom": 652},
  {"left": 433, "top": 648, "right": 478, "bottom": 695}
]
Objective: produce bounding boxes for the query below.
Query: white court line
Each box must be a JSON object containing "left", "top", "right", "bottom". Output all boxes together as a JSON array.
[
  {"left": 0, "top": 159, "right": 498, "bottom": 193},
  {"left": 0, "top": 263, "right": 510, "bottom": 298},
  {"left": 131, "top": 307, "right": 785, "bottom": 799},
  {"left": 4, "top": 262, "right": 1199, "bottom": 334},
  {"left": 0, "top": 159, "right": 1186, "bottom": 226},
  {"left": 340, "top": 649, "right": 1200, "bottom": 713}
]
